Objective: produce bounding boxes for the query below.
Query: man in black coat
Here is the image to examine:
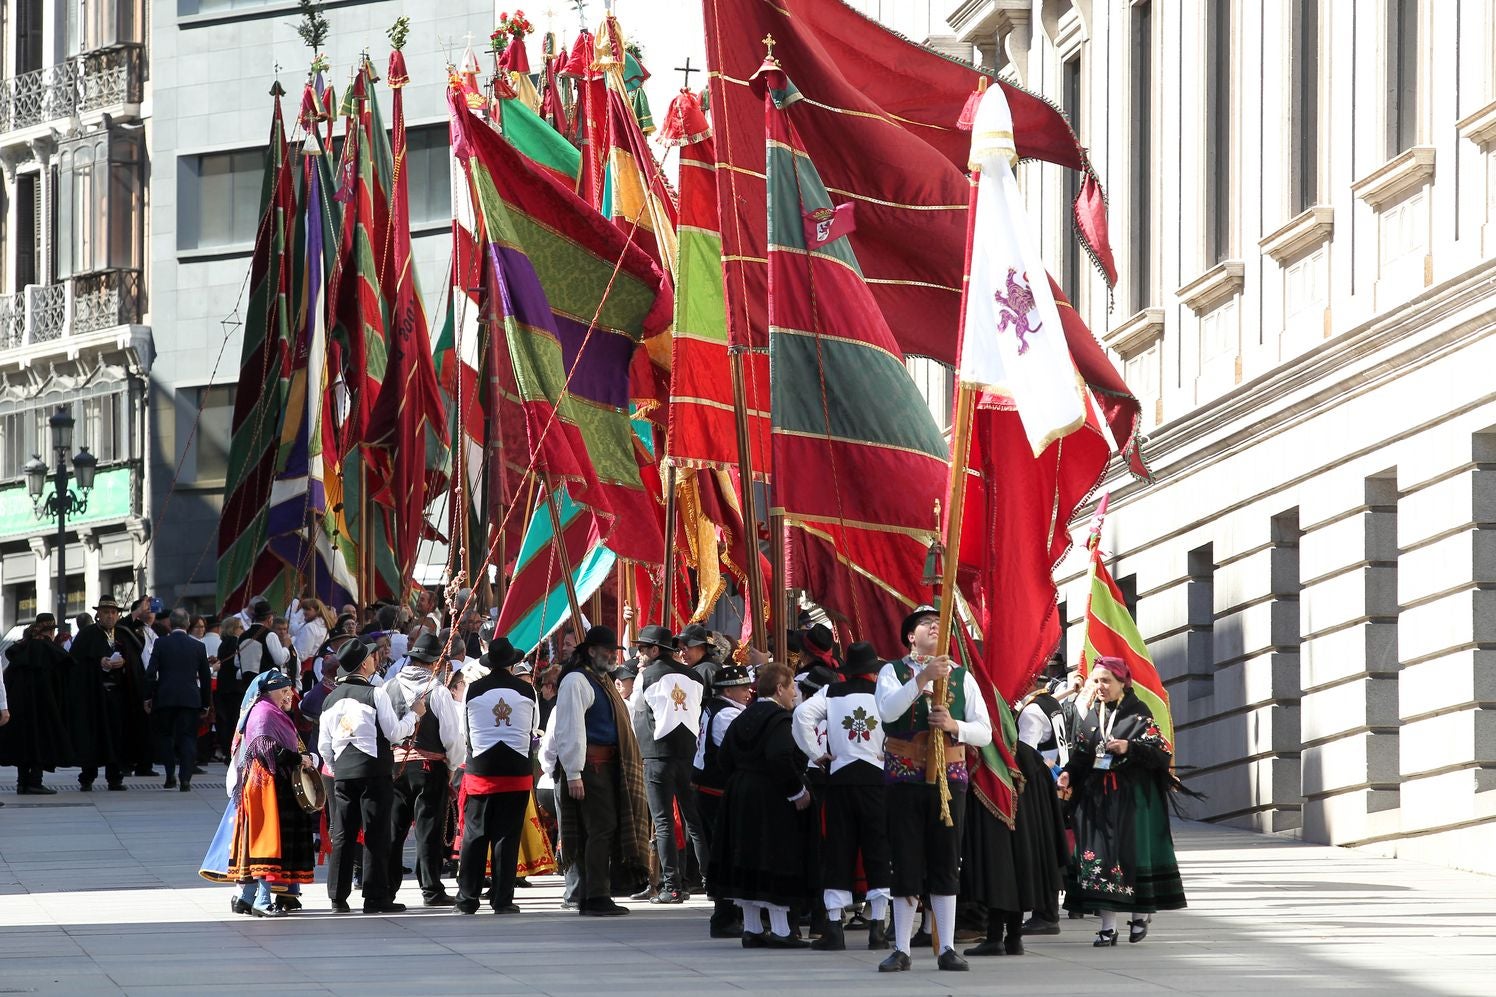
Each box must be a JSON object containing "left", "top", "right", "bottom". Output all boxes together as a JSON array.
[
  {"left": 144, "top": 608, "right": 212, "bottom": 791},
  {"left": 70, "top": 597, "right": 144, "bottom": 790},
  {"left": 0, "top": 614, "right": 72, "bottom": 795}
]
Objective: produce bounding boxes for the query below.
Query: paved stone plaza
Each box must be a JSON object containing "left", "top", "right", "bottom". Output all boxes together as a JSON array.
[{"left": 0, "top": 769, "right": 1492, "bottom": 995}]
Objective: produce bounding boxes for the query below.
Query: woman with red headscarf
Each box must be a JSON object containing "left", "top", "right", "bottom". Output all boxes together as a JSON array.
[{"left": 1056, "top": 656, "right": 1192, "bottom": 947}]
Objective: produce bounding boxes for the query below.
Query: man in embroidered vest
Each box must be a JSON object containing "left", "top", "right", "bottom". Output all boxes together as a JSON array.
[
  {"left": 318, "top": 640, "right": 423, "bottom": 914},
  {"left": 551, "top": 626, "right": 651, "bottom": 915},
  {"left": 794, "top": 640, "right": 892, "bottom": 952},
  {"left": 629, "top": 624, "right": 709, "bottom": 905},
  {"left": 455, "top": 638, "right": 538, "bottom": 915},
  {"left": 874, "top": 606, "right": 993, "bottom": 973}
]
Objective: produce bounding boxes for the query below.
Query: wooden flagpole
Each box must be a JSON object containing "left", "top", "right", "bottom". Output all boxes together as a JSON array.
[
  {"left": 771, "top": 511, "right": 788, "bottom": 665},
  {"left": 661, "top": 463, "right": 679, "bottom": 630},
  {"left": 541, "top": 472, "right": 587, "bottom": 642},
  {"left": 729, "top": 347, "right": 768, "bottom": 652}
]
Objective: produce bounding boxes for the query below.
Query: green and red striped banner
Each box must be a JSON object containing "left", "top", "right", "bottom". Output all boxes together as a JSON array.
[{"left": 1082, "top": 545, "right": 1175, "bottom": 747}]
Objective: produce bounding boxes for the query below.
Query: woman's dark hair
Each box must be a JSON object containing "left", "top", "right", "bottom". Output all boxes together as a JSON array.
[{"left": 755, "top": 662, "right": 793, "bottom": 697}]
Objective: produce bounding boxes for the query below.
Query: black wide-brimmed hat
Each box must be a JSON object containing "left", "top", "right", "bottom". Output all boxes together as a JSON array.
[
  {"left": 676, "top": 623, "right": 713, "bottom": 648},
  {"left": 634, "top": 624, "right": 676, "bottom": 650},
  {"left": 486, "top": 638, "right": 524, "bottom": 671},
  {"left": 407, "top": 633, "right": 443, "bottom": 663},
  {"left": 844, "top": 641, "right": 882, "bottom": 676},
  {"left": 804, "top": 623, "right": 835, "bottom": 652},
  {"left": 94, "top": 597, "right": 122, "bottom": 612},
  {"left": 336, "top": 640, "right": 371, "bottom": 676},
  {"left": 713, "top": 663, "right": 753, "bottom": 689},
  {"left": 900, "top": 604, "right": 939, "bottom": 645},
  {"left": 580, "top": 625, "right": 622, "bottom": 651}
]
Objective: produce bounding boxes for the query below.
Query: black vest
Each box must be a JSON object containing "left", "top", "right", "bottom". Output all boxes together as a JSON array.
[
  {"left": 635, "top": 657, "right": 706, "bottom": 760},
  {"left": 1029, "top": 692, "right": 1061, "bottom": 754},
  {"left": 322, "top": 679, "right": 395, "bottom": 779},
  {"left": 692, "top": 696, "right": 735, "bottom": 792},
  {"left": 387, "top": 675, "right": 444, "bottom": 756}
]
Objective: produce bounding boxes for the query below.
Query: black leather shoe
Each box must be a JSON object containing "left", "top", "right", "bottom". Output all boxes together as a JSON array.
[
  {"left": 136, "top": 768, "right": 158, "bottom": 777},
  {"left": 1006, "top": 934, "right": 1024, "bottom": 955},
  {"left": 629, "top": 886, "right": 656, "bottom": 901},
  {"left": 179, "top": 783, "right": 192, "bottom": 792},
  {"left": 19, "top": 784, "right": 57, "bottom": 795},
  {"left": 423, "top": 893, "right": 457, "bottom": 908},
  {"left": 1021, "top": 916, "right": 1060, "bottom": 936},
  {"left": 867, "top": 920, "right": 889, "bottom": 950},
  {"left": 579, "top": 898, "right": 628, "bottom": 917},
  {"left": 163, "top": 777, "right": 178, "bottom": 789},
  {"left": 649, "top": 889, "right": 686, "bottom": 905},
  {"left": 453, "top": 902, "right": 479, "bottom": 915},
  {"left": 192, "top": 766, "right": 207, "bottom": 775},
  {"left": 937, "top": 948, "right": 969, "bottom": 971},
  {"left": 107, "top": 783, "right": 127, "bottom": 791},
  {"left": 363, "top": 901, "right": 407, "bottom": 914},
  {"left": 764, "top": 932, "right": 810, "bottom": 949},
  {"left": 1068, "top": 910, "right": 1086, "bottom": 919},
  {"left": 877, "top": 951, "right": 911, "bottom": 973},
  {"left": 78, "top": 782, "right": 93, "bottom": 792},
  {"left": 275, "top": 895, "right": 302, "bottom": 912},
  {"left": 810, "top": 921, "right": 845, "bottom": 950},
  {"left": 741, "top": 931, "right": 767, "bottom": 949},
  {"left": 250, "top": 904, "right": 286, "bottom": 918},
  {"left": 962, "top": 938, "right": 1006, "bottom": 957},
  {"left": 910, "top": 928, "right": 932, "bottom": 949},
  {"left": 491, "top": 903, "right": 521, "bottom": 914},
  {"left": 330, "top": 900, "right": 352, "bottom": 913},
  {"left": 1093, "top": 929, "right": 1118, "bottom": 947},
  {"left": 230, "top": 897, "right": 253, "bottom": 915},
  {"left": 1128, "top": 918, "right": 1149, "bottom": 943},
  {"left": 710, "top": 922, "right": 743, "bottom": 939}
]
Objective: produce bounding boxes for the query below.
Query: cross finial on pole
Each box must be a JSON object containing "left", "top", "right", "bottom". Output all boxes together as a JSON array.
[
  {"left": 762, "top": 33, "right": 777, "bottom": 60},
  {"left": 675, "top": 56, "right": 697, "bottom": 89}
]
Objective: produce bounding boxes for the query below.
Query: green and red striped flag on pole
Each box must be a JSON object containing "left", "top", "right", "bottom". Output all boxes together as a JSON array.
[{"left": 1081, "top": 537, "right": 1175, "bottom": 748}]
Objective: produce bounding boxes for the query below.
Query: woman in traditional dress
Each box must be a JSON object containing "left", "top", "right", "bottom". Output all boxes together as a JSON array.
[
  {"left": 225, "top": 670, "right": 319, "bottom": 916},
  {"left": 707, "top": 662, "right": 812, "bottom": 949},
  {"left": 1058, "top": 657, "right": 1191, "bottom": 946}
]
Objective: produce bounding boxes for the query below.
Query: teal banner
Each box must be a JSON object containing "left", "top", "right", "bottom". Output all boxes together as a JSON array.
[{"left": 0, "top": 466, "right": 133, "bottom": 540}]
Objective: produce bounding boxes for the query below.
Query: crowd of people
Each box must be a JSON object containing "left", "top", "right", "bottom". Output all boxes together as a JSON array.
[{"left": 0, "top": 591, "right": 1194, "bottom": 972}]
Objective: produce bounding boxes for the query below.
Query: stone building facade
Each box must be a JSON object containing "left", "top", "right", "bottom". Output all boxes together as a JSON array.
[{"left": 948, "top": 0, "right": 1496, "bottom": 872}]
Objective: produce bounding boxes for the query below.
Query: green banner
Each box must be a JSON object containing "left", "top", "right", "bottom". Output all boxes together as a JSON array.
[{"left": 0, "top": 466, "right": 133, "bottom": 539}]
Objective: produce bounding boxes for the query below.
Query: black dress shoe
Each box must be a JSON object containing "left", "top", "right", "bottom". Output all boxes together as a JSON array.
[
  {"left": 78, "top": 783, "right": 93, "bottom": 792},
  {"left": 764, "top": 933, "right": 810, "bottom": 949},
  {"left": 629, "top": 886, "right": 656, "bottom": 901},
  {"left": 107, "top": 783, "right": 127, "bottom": 791},
  {"left": 579, "top": 898, "right": 628, "bottom": 917},
  {"left": 163, "top": 777, "right": 178, "bottom": 789},
  {"left": 741, "top": 931, "right": 767, "bottom": 949},
  {"left": 962, "top": 938, "right": 1006, "bottom": 957},
  {"left": 1093, "top": 929, "right": 1118, "bottom": 947},
  {"left": 649, "top": 889, "right": 686, "bottom": 905},
  {"left": 363, "top": 901, "right": 407, "bottom": 914},
  {"left": 1068, "top": 910, "right": 1087, "bottom": 919},
  {"left": 453, "top": 902, "right": 479, "bottom": 915},
  {"left": 136, "top": 768, "right": 158, "bottom": 777},
  {"left": 230, "top": 897, "right": 253, "bottom": 915},
  {"left": 710, "top": 922, "right": 743, "bottom": 939},
  {"left": 491, "top": 903, "right": 521, "bottom": 914},
  {"left": 18, "top": 784, "right": 57, "bottom": 795},
  {"left": 937, "top": 948, "right": 970, "bottom": 971},
  {"left": 329, "top": 900, "right": 352, "bottom": 913},
  {"left": 1021, "top": 916, "right": 1061, "bottom": 936},
  {"left": 1006, "top": 934, "right": 1024, "bottom": 955},
  {"left": 192, "top": 766, "right": 207, "bottom": 775},
  {"left": 514, "top": 878, "right": 533, "bottom": 888},
  {"left": 275, "top": 895, "right": 302, "bottom": 912},
  {"left": 877, "top": 951, "right": 911, "bottom": 973},
  {"left": 910, "top": 928, "right": 932, "bottom": 949},
  {"left": 423, "top": 893, "right": 457, "bottom": 907},
  {"left": 867, "top": 921, "right": 889, "bottom": 950},
  {"left": 810, "top": 921, "right": 845, "bottom": 950},
  {"left": 179, "top": 783, "right": 192, "bottom": 792},
  {"left": 1128, "top": 918, "right": 1149, "bottom": 943}
]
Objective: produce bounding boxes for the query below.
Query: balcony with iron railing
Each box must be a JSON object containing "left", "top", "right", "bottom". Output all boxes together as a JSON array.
[
  {"left": 0, "top": 270, "right": 149, "bottom": 368},
  {"left": 0, "top": 44, "right": 146, "bottom": 139}
]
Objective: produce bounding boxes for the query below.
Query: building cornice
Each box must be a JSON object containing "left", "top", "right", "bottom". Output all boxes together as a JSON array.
[
  {"left": 1456, "top": 98, "right": 1496, "bottom": 149},
  {"left": 1105, "top": 307, "right": 1165, "bottom": 358},
  {"left": 1177, "top": 260, "right": 1245, "bottom": 315},
  {"left": 1351, "top": 146, "right": 1437, "bottom": 210},
  {"left": 1090, "top": 257, "right": 1496, "bottom": 515},
  {"left": 1260, "top": 205, "right": 1334, "bottom": 266}
]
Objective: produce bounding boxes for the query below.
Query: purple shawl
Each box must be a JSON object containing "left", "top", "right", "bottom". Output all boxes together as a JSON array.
[{"left": 243, "top": 698, "right": 300, "bottom": 772}]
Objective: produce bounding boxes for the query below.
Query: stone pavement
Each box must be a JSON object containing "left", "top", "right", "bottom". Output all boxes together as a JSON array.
[{"left": 0, "top": 768, "right": 1493, "bottom": 995}]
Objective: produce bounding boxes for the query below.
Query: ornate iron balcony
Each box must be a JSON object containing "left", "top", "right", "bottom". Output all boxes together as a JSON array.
[
  {"left": 0, "top": 44, "right": 145, "bottom": 135},
  {"left": 0, "top": 269, "right": 144, "bottom": 355}
]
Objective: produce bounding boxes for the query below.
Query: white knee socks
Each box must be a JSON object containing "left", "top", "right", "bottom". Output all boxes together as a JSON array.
[
  {"left": 930, "top": 894, "right": 956, "bottom": 954},
  {"left": 869, "top": 894, "right": 889, "bottom": 923},
  {"left": 892, "top": 896, "right": 918, "bottom": 954},
  {"left": 1100, "top": 910, "right": 1117, "bottom": 933},
  {"left": 737, "top": 900, "right": 765, "bottom": 933},
  {"left": 767, "top": 904, "right": 791, "bottom": 937}
]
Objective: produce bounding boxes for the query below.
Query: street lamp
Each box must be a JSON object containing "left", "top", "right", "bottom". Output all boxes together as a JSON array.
[{"left": 26, "top": 405, "right": 96, "bottom": 620}]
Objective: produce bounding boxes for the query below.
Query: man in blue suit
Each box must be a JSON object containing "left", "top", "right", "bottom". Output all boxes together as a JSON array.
[{"left": 145, "top": 608, "right": 213, "bottom": 791}]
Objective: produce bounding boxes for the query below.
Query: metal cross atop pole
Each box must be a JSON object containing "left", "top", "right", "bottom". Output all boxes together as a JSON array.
[{"left": 675, "top": 56, "right": 697, "bottom": 90}]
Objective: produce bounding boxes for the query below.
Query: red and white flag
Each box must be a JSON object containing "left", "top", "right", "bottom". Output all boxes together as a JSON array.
[{"left": 959, "top": 86, "right": 1087, "bottom": 456}]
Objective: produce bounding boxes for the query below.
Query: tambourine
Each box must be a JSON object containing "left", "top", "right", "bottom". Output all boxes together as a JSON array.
[{"left": 293, "top": 766, "right": 326, "bottom": 814}]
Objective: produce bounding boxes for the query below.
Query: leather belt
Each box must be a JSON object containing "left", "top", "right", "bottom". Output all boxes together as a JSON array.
[{"left": 885, "top": 734, "right": 963, "bottom": 766}]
